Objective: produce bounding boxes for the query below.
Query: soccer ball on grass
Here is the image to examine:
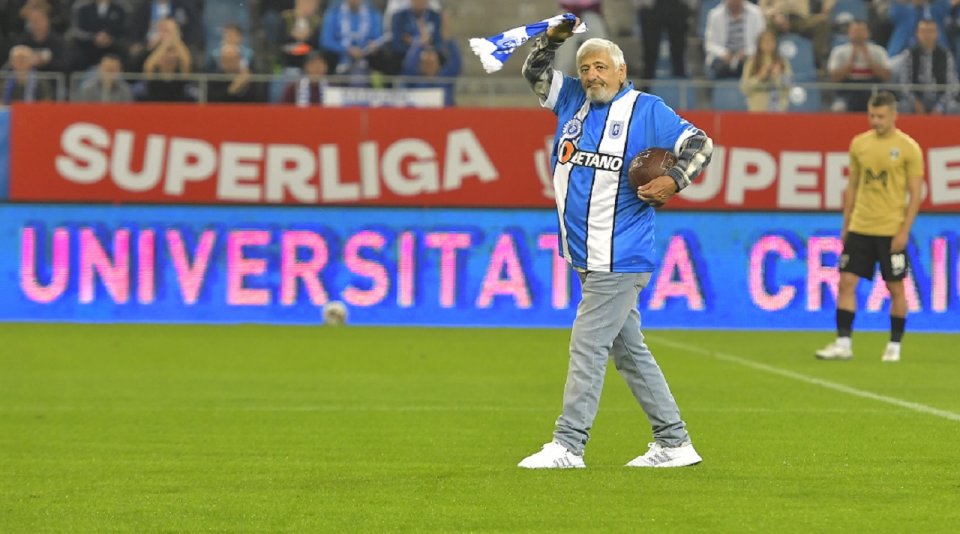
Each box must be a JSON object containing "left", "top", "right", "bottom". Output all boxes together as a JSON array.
[{"left": 322, "top": 301, "right": 348, "bottom": 326}]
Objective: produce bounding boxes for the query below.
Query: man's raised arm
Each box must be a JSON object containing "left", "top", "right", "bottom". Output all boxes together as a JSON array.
[{"left": 522, "top": 17, "right": 577, "bottom": 101}]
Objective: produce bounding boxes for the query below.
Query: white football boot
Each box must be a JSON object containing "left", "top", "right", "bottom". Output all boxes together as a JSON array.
[
  {"left": 881, "top": 343, "right": 901, "bottom": 362},
  {"left": 626, "top": 441, "right": 702, "bottom": 468},
  {"left": 518, "top": 440, "right": 585, "bottom": 469},
  {"left": 815, "top": 339, "right": 853, "bottom": 360}
]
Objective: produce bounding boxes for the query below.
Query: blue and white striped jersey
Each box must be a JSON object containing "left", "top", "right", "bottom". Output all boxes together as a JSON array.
[{"left": 542, "top": 72, "right": 700, "bottom": 273}]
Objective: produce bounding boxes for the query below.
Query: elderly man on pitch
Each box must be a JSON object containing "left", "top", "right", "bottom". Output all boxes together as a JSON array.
[{"left": 517, "top": 16, "right": 714, "bottom": 469}]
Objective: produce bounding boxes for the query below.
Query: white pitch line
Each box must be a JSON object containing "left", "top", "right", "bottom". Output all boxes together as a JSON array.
[
  {"left": 0, "top": 405, "right": 894, "bottom": 415},
  {"left": 656, "top": 337, "right": 960, "bottom": 423}
]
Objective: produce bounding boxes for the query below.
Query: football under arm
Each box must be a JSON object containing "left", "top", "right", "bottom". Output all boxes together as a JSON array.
[
  {"left": 522, "top": 34, "right": 562, "bottom": 102},
  {"left": 666, "top": 132, "right": 714, "bottom": 192}
]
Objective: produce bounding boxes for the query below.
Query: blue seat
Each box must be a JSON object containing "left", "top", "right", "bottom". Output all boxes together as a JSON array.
[
  {"left": 698, "top": 0, "right": 722, "bottom": 38},
  {"left": 711, "top": 83, "right": 747, "bottom": 111},
  {"left": 650, "top": 78, "right": 697, "bottom": 110},
  {"left": 779, "top": 33, "right": 816, "bottom": 79}
]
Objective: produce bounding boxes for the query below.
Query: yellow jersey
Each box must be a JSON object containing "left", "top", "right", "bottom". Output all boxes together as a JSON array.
[{"left": 848, "top": 128, "right": 923, "bottom": 236}]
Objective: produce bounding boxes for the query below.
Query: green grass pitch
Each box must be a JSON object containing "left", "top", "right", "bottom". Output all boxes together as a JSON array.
[{"left": 2, "top": 324, "right": 959, "bottom": 532}]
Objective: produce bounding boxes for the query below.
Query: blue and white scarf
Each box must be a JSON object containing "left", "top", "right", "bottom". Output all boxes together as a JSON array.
[
  {"left": 469, "top": 13, "right": 587, "bottom": 74},
  {"left": 339, "top": 1, "right": 372, "bottom": 49}
]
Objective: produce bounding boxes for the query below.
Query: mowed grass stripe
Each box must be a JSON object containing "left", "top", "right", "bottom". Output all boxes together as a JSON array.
[{"left": 657, "top": 337, "right": 960, "bottom": 423}]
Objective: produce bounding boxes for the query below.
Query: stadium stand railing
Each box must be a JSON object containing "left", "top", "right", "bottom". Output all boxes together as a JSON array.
[{"left": 2, "top": 71, "right": 959, "bottom": 113}]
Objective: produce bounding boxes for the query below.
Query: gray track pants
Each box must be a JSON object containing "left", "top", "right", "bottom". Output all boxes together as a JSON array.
[{"left": 553, "top": 270, "right": 689, "bottom": 455}]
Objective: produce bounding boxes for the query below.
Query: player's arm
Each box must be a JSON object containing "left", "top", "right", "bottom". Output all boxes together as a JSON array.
[
  {"left": 893, "top": 172, "right": 923, "bottom": 252},
  {"left": 841, "top": 151, "right": 860, "bottom": 242},
  {"left": 522, "top": 17, "right": 577, "bottom": 101}
]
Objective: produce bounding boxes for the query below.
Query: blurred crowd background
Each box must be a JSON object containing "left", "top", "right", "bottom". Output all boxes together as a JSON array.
[{"left": 0, "top": 0, "right": 958, "bottom": 112}]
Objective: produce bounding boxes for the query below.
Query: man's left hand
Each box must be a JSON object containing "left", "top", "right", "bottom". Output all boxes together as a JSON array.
[
  {"left": 638, "top": 175, "right": 678, "bottom": 207},
  {"left": 546, "top": 16, "right": 580, "bottom": 42}
]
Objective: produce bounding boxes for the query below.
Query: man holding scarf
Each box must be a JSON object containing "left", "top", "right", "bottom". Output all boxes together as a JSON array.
[{"left": 517, "top": 17, "right": 713, "bottom": 469}]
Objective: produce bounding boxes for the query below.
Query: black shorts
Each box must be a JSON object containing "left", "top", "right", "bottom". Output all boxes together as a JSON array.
[{"left": 840, "top": 231, "right": 909, "bottom": 281}]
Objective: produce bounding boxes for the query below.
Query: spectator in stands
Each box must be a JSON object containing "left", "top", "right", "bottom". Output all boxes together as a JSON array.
[
  {"left": 15, "top": 6, "right": 65, "bottom": 73},
  {"left": 207, "top": 23, "right": 254, "bottom": 71},
  {"left": 3, "top": 0, "right": 70, "bottom": 39},
  {"left": 636, "top": 0, "right": 694, "bottom": 80},
  {"left": 321, "top": 0, "right": 385, "bottom": 76},
  {"left": 1, "top": 1, "right": 25, "bottom": 48},
  {"left": 282, "top": 50, "right": 327, "bottom": 105},
  {"left": 949, "top": 0, "right": 960, "bottom": 50},
  {"left": 399, "top": 31, "right": 461, "bottom": 106},
  {"left": 383, "top": 0, "right": 441, "bottom": 34},
  {"left": 127, "top": 15, "right": 174, "bottom": 71},
  {"left": 3, "top": 44, "right": 54, "bottom": 102},
  {"left": 129, "top": 0, "right": 202, "bottom": 68},
  {"left": 279, "top": 0, "right": 323, "bottom": 70},
  {"left": 898, "top": 19, "right": 959, "bottom": 113},
  {"left": 868, "top": 1, "right": 895, "bottom": 48},
  {"left": 757, "top": 0, "right": 834, "bottom": 68},
  {"left": 207, "top": 43, "right": 263, "bottom": 103},
  {"left": 555, "top": 0, "right": 609, "bottom": 76},
  {"left": 0, "top": 15, "right": 9, "bottom": 63},
  {"left": 140, "top": 23, "right": 195, "bottom": 102},
  {"left": 741, "top": 29, "right": 794, "bottom": 111},
  {"left": 828, "top": 19, "right": 892, "bottom": 111},
  {"left": 388, "top": 0, "right": 441, "bottom": 74},
  {"left": 73, "top": 53, "right": 133, "bottom": 102},
  {"left": 705, "top": 0, "right": 767, "bottom": 78},
  {"left": 70, "top": 0, "right": 128, "bottom": 72},
  {"left": 260, "top": 0, "right": 295, "bottom": 56},
  {"left": 886, "top": 0, "right": 951, "bottom": 57}
]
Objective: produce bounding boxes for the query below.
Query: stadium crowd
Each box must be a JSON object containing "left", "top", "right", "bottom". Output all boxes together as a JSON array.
[{"left": 0, "top": 0, "right": 958, "bottom": 111}]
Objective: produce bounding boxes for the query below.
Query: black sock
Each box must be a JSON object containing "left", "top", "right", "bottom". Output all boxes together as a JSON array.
[
  {"left": 837, "top": 309, "right": 855, "bottom": 338},
  {"left": 891, "top": 316, "right": 906, "bottom": 343}
]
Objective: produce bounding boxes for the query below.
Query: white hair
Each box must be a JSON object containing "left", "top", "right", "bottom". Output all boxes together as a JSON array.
[
  {"left": 10, "top": 45, "right": 33, "bottom": 58},
  {"left": 576, "top": 38, "right": 625, "bottom": 71}
]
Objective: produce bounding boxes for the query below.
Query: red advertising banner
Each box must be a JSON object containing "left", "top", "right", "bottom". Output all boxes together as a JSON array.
[
  {"left": 673, "top": 112, "right": 960, "bottom": 212},
  {"left": 10, "top": 103, "right": 960, "bottom": 211},
  {"left": 11, "top": 103, "right": 558, "bottom": 208}
]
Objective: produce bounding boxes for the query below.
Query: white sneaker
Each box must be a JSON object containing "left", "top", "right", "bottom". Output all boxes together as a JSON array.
[
  {"left": 626, "top": 441, "right": 702, "bottom": 468},
  {"left": 881, "top": 344, "right": 901, "bottom": 362},
  {"left": 815, "top": 340, "right": 853, "bottom": 360},
  {"left": 518, "top": 440, "right": 585, "bottom": 469}
]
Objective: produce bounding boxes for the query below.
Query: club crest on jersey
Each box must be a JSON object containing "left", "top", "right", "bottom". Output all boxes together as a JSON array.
[
  {"left": 890, "top": 148, "right": 900, "bottom": 160},
  {"left": 557, "top": 140, "right": 623, "bottom": 171},
  {"left": 609, "top": 121, "right": 624, "bottom": 139},
  {"left": 864, "top": 168, "right": 888, "bottom": 187},
  {"left": 561, "top": 118, "right": 583, "bottom": 140}
]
